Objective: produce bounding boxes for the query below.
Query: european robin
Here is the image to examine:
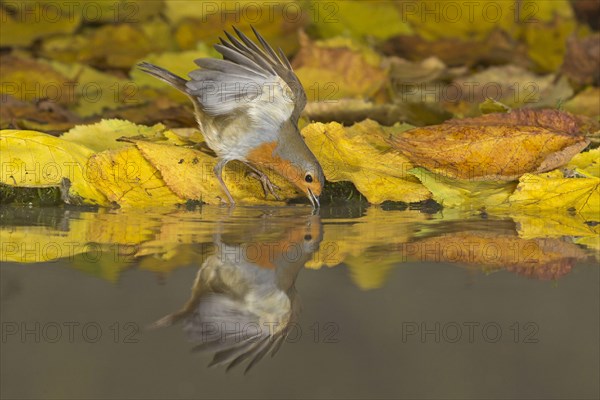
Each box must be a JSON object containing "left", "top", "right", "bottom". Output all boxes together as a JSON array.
[
  {"left": 151, "top": 212, "right": 323, "bottom": 372},
  {"left": 138, "top": 26, "right": 324, "bottom": 208}
]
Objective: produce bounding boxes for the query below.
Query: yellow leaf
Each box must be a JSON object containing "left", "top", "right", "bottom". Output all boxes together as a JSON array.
[
  {"left": 509, "top": 173, "right": 600, "bottom": 216},
  {"left": 47, "top": 61, "right": 140, "bottom": 117},
  {"left": 88, "top": 146, "right": 183, "bottom": 207},
  {"left": 410, "top": 167, "right": 517, "bottom": 209},
  {"left": 131, "top": 139, "right": 299, "bottom": 205},
  {"left": 563, "top": 87, "right": 600, "bottom": 118},
  {"left": 302, "top": 120, "right": 431, "bottom": 204},
  {"left": 293, "top": 33, "right": 389, "bottom": 100},
  {"left": 0, "top": 4, "right": 81, "bottom": 47},
  {"left": 61, "top": 119, "right": 167, "bottom": 152},
  {"left": 312, "top": 1, "right": 412, "bottom": 40},
  {"left": 566, "top": 148, "right": 600, "bottom": 178},
  {"left": 0, "top": 130, "right": 108, "bottom": 205},
  {"left": 0, "top": 55, "right": 74, "bottom": 106}
]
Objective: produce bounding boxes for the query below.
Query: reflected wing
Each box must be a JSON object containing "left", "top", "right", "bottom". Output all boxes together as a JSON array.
[
  {"left": 187, "top": 27, "right": 305, "bottom": 133},
  {"left": 184, "top": 292, "right": 297, "bottom": 373}
]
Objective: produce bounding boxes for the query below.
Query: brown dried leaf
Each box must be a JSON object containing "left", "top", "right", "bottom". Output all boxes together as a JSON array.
[
  {"left": 391, "top": 110, "right": 590, "bottom": 180},
  {"left": 560, "top": 33, "right": 600, "bottom": 86},
  {"left": 380, "top": 29, "right": 531, "bottom": 69}
]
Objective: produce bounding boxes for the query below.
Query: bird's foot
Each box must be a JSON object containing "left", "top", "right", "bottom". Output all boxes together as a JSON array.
[{"left": 247, "top": 170, "right": 281, "bottom": 200}]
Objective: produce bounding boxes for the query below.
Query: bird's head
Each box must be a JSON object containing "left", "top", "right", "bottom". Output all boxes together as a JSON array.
[
  {"left": 283, "top": 156, "right": 324, "bottom": 209},
  {"left": 275, "top": 124, "right": 324, "bottom": 208}
]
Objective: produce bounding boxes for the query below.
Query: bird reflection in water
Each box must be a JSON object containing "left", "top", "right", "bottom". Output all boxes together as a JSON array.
[{"left": 152, "top": 212, "right": 322, "bottom": 373}]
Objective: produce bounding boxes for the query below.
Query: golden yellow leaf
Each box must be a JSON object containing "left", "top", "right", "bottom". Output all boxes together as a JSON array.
[
  {"left": 61, "top": 119, "right": 167, "bottom": 152},
  {"left": 47, "top": 61, "right": 141, "bottom": 117},
  {"left": 293, "top": 33, "right": 389, "bottom": 101},
  {"left": 392, "top": 110, "right": 590, "bottom": 180},
  {"left": 171, "top": 2, "right": 305, "bottom": 54},
  {"left": 509, "top": 172, "right": 599, "bottom": 216},
  {"left": 0, "top": 130, "right": 108, "bottom": 205},
  {"left": 0, "top": 54, "right": 74, "bottom": 106},
  {"left": 410, "top": 167, "right": 517, "bottom": 209},
  {"left": 0, "top": 4, "right": 81, "bottom": 47},
  {"left": 88, "top": 146, "right": 183, "bottom": 207},
  {"left": 563, "top": 87, "right": 600, "bottom": 118},
  {"left": 311, "top": 1, "right": 412, "bottom": 40},
  {"left": 565, "top": 148, "right": 600, "bottom": 178},
  {"left": 130, "top": 139, "right": 299, "bottom": 205},
  {"left": 302, "top": 120, "right": 431, "bottom": 204}
]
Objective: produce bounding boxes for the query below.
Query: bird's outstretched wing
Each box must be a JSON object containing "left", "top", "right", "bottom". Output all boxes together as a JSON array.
[{"left": 186, "top": 27, "right": 306, "bottom": 133}]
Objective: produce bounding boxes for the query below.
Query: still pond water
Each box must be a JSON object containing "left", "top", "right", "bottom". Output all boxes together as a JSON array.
[{"left": 1, "top": 204, "right": 598, "bottom": 399}]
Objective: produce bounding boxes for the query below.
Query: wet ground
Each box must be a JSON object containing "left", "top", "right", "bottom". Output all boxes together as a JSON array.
[{"left": 1, "top": 205, "right": 598, "bottom": 399}]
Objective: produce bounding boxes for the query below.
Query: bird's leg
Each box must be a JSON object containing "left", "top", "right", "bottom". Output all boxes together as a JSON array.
[
  {"left": 243, "top": 162, "right": 281, "bottom": 200},
  {"left": 214, "top": 159, "right": 235, "bottom": 205}
]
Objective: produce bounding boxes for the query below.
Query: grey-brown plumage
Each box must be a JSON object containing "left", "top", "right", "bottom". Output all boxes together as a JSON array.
[{"left": 138, "top": 26, "right": 323, "bottom": 207}]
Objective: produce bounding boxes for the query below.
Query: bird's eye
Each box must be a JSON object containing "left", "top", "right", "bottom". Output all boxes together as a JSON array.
[
  {"left": 305, "top": 174, "right": 313, "bottom": 183},
  {"left": 304, "top": 234, "right": 312, "bottom": 241}
]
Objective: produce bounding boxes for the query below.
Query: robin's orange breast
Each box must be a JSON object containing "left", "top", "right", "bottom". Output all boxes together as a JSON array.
[{"left": 246, "top": 141, "right": 306, "bottom": 191}]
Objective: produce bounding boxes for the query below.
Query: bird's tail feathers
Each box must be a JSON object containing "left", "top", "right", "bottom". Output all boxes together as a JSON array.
[{"left": 137, "top": 61, "right": 188, "bottom": 93}]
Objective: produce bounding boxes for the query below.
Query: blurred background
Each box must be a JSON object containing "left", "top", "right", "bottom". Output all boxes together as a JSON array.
[{"left": 1, "top": 0, "right": 598, "bottom": 134}]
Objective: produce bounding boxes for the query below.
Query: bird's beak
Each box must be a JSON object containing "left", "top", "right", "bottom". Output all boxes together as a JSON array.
[{"left": 307, "top": 188, "right": 320, "bottom": 209}]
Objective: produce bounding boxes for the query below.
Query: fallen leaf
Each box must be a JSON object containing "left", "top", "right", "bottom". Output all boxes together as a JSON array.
[
  {"left": 509, "top": 172, "right": 599, "bottom": 215},
  {"left": 450, "top": 65, "right": 572, "bottom": 111},
  {"left": 304, "top": 98, "right": 451, "bottom": 127},
  {"left": 0, "top": 95, "right": 81, "bottom": 133},
  {"left": 409, "top": 167, "right": 517, "bottom": 209},
  {"left": 171, "top": 4, "right": 305, "bottom": 54},
  {"left": 0, "top": 130, "right": 108, "bottom": 205},
  {"left": 0, "top": 4, "right": 81, "bottom": 47},
  {"left": 563, "top": 87, "right": 600, "bottom": 118},
  {"left": 130, "top": 139, "right": 299, "bottom": 205},
  {"left": 380, "top": 29, "right": 531, "bottom": 68},
  {"left": 46, "top": 22, "right": 171, "bottom": 70},
  {"left": 0, "top": 54, "right": 74, "bottom": 106},
  {"left": 391, "top": 110, "right": 590, "bottom": 180},
  {"left": 292, "top": 33, "right": 389, "bottom": 101},
  {"left": 311, "top": 0, "right": 412, "bottom": 40},
  {"left": 565, "top": 148, "right": 600, "bottom": 178},
  {"left": 560, "top": 33, "right": 600, "bottom": 86},
  {"left": 61, "top": 119, "right": 167, "bottom": 152},
  {"left": 302, "top": 120, "right": 431, "bottom": 204},
  {"left": 523, "top": 15, "right": 577, "bottom": 73},
  {"left": 46, "top": 60, "right": 145, "bottom": 117},
  {"left": 87, "top": 146, "right": 183, "bottom": 207}
]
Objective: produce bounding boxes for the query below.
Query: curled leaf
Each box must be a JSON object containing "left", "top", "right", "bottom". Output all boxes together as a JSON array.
[{"left": 391, "top": 110, "right": 590, "bottom": 180}]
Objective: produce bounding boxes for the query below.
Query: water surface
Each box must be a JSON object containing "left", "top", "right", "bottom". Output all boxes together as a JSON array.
[{"left": 1, "top": 205, "right": 598, "bottom": 399}]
